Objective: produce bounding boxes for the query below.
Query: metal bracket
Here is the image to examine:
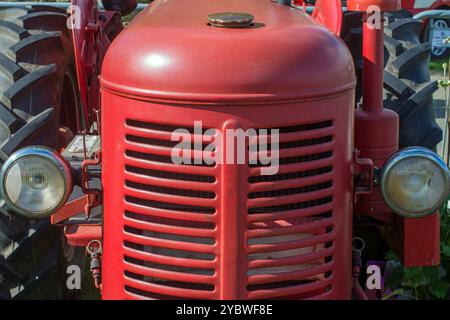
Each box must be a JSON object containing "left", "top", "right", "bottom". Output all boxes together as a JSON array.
[
  {"left": 354, "top": 150, "right": 374, "bottom": 204},
  {"left": 81, "top": 152, "right": 102, "bottom": 219},
  {"left": 50, "top": 151, "right": 102, "bottom": 224}
]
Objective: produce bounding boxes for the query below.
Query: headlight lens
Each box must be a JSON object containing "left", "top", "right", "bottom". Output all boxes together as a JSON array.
[
  {"left": 381, "top": 147, "right": 450, "bottom": 218},
  {"left": 0, "top": 146, "right": 72, "bottom": 218}
]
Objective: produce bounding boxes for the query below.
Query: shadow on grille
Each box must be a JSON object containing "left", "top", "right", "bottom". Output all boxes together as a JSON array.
[
  {"left": 247, "top": 223, "right": 334, "bottom": 258},
  {"left": 249, "top": 166, "right": 332, "bottom": 183},
  {"left": 248, "top": 196, "right": 332, "bottom": 214},
  {"left": 126, "top": 150, "right": 215, "bottom": 167},
  {"left": 124, "top": 225, "right": 216, "bottom": 245},
  {"left": 247, "top": 276, "right": 333, "bottom": 294},
  {"left": 247, "top": 237, "right": 334, "bottom": 293},
  {"left": 249, "top": 151, "right": 333, "bottom": 168},
  {"left": 126, "top": 196, "right": 215, "bottom": 214},
  {"left": 126, "top": 165, "right": 215, "bottom": 183},
  {"left": 125, "top": 270, "right": 215, "bottom": 291},
  {"left": 126, "top": 180, "right": 216, "bottom": 199},
  {"left": 248, "top": 212, "right": 332, "bottom": 232},
  {"left": 248, "top": 181, "right": 332, "bottom": 199},
  {"left": 248, "top": 120, "right": 333, "bottom": 168},
  {"left": 127, "top": 134, "right": 214, "bottom": 149},
  {"left": 125, "top": 211, "right": 215, "bottom": 230},
  {"left": 255, "top": 136, "right": 332, "bottom": 151},
  {"left": 124, "top": 241, "right": 215, "bottom": 261},
  {"left": 125, "top": 255, "right": 215, "bottom": 276},
  {"left": 268, "top": 120, "right": 333, "bottom": 134},
  {"left": 245, "top": 120, "right": 335, "bottom": 297},
  {"left": 125, "top": 286, "right": 188, "bottom": 300},
  {"left": 126, "top": 119, "right": 216, "bottom": 135}
]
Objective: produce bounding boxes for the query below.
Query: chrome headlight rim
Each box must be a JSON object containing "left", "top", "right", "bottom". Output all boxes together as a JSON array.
[
  {"left": 0, "top": 146, "right": 72, "bottom": 218},
  {"left": 381, "top": 147, "right": 450, "bottom": 218}
]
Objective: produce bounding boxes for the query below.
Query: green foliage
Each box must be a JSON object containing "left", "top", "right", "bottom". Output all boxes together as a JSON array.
[
  {"left": 431, "top": 60, "right": 449, "bottom": 72},
  {"left": 384, "top": 200, "right": 450, "bottom": 300}
]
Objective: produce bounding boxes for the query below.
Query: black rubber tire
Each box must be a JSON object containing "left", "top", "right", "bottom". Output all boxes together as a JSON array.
[
  {"left": 0, "top": 5, "right": 81, "bottom": 299},
  {"left": 342, "top": 11, "right": 442, "bottom": 150}
]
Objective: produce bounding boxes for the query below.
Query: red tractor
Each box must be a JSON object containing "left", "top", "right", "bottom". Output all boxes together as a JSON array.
[{"left": 0, "top": 0, "right": 448, "bottom": 300}]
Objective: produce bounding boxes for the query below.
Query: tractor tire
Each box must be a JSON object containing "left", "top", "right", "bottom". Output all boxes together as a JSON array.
[
  {"left": 342, "top": 12, "right": 442, "bottom": 150},
  {"left": 0, "top": 6, "right": 83, "bottom": 299}
]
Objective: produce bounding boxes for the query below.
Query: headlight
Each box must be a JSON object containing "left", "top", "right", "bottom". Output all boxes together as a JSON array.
[
  {"left": 381, "top": 147, "right": 450, "bottom": 218},
  {"left": 0, "top": 146, "right": 72, "bottom": 218}
]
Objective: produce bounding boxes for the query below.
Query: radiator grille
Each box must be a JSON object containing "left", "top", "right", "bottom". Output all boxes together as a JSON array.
[
  {"left": 245, "top": 120, "right": 335, "bottom": 299},
  {"left": 121, "top": 118, "right": 335, "bottom": 300},
  {"left": 123, "top": 120, "right": 218, "bottom": 299}
]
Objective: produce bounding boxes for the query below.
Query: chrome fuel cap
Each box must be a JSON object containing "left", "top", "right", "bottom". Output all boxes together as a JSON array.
[{"left": 208, "top": 12, "right": 254, "bottom": 28}]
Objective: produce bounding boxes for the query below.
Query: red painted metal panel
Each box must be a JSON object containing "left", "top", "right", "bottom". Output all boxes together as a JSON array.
[
  {"left": 100, "top": 0, "right": 355, "bottom": 103},
  {"left": 100, "top": 0, "right": 355, "bottom": 300},
  {"left": 64, "top": 225, "right": 102, "bottom": 247},
  {"left": 396, "top": 214, "right": 441, "bottom": 267},
  {"left": 311, "top": 0, "right": 343, "bottom": 35},
  {"left": 347, "top": 0, "right": 402, "bottom": 11},
  {"left": 101, "top": 90, "right": 355, "bottom": 299}
]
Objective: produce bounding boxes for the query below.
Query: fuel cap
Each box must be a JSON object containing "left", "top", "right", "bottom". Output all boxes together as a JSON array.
[{"left": 208, "top": 12, "right": 254, "bottom": 28}]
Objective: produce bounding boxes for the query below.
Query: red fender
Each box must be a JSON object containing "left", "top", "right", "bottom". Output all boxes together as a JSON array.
[
  {"left": 312, "top": 0, "right": 343, "bottom": 35},
  {"left": 294, "top": 0, "right": 343, "bottom": 35}
]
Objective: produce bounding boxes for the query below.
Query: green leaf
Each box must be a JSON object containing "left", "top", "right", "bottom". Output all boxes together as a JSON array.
[
  {"left": 384, "top": 250, "right": 398, "bottom": 261},
  {"left": 423, "top": 267, "right": 441, "bottom": 282},
  {"left": 404, "top": 267, "right": 422, "bottom": 279},
  {"left": 385, "top": 267, "right": 404, "bottom": 289},
  {"left": 429, "top": 280, "right": 449, "bottom": 299},
  {"left": 382, "top": 288, "right": 404, "bottom": 300},
  {"left": 440, "top": 199, "right": 449, "bottom": 214},
  {"left": 443, "top": 245, "right": 450, "bottom": 257},
  {"left": 403, "top": 268, "right": 429, "bottom": 287}
]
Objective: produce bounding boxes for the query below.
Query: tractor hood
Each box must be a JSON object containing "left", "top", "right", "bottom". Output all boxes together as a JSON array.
[{"left": 100, "top": 0, "right": 356, "bottom": 103}]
